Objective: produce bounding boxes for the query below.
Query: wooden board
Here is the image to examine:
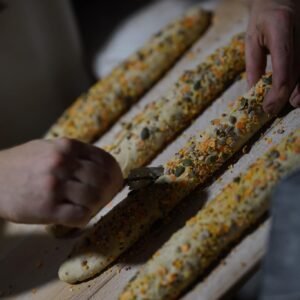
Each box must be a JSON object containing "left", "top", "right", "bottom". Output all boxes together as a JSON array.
[{"left": 0, "top": 0, "right": 299, "bottom": 299}]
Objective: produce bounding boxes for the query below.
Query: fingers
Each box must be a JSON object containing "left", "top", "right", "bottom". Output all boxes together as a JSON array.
[
  {"left": 35, "top": 178, "right": 98, "bottom": 227},
  {"left": 54, "top": 137, "right": 111, "bottom": 165},
  {"left": 290, "top": 83, "right": 300, "bottom": 107},
  {"left": 263, "top": 11, "right": 295, "bottom": 114},
  {"left": 42, "top": 139, "right": 80, "bottom": 180},
  {"left": 51, "top": 157, "right": 121, "bottom": 227},
  {"left": 54, "top": 203, "right": 92, "bottom": 227},
  {"left": 246, "top": 2, "right": 300, "bottom": 114},
  {"left": 53, "top": 138, "right": 123, "bottom": 188},
  {"left": 246, "top": 33, "right": 267, "bottom": 88},
  {"left": 63, "top": 180, "right": 100, "bottom": 212},
  {"left": 82, "top": 145, "right": 124, "bottom": 193},
  {"left": 53, "top": 157, "right": 80, "bottom": 181},
  {"left": 79, "top": 144, "right": 124, "bottom": 191},
  {"left": 73, "top": 159, "right": 108, "bottom": 187},
  {"left": 43, "top": 138, "right": 123, "bottom": 227},
  {"left": 48, "top": 173, "right": 117, "bottom": 227},
  {"left": 73, "top": 159, "right": 117, "bottom": 205}
]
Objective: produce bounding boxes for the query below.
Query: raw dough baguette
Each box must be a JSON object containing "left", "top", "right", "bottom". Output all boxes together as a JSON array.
[
  {"left": 45, "top": 7, "right": 211, "bottom": 143},
  {"left": 120, "top": 130, "right": 300, "bottom": 300},
  {"left": 106, "top": 33, "right": 245, "bottom": 177},
  {"left": 58, "top": 74, "right": 273, "bottom": 284}
]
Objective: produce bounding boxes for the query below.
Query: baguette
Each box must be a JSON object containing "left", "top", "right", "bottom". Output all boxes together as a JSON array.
[
  {"left": 106, "top": 33, "right": 245, "bottom": 177},
  {"left": 120, "top": 129, "right": 300, "bottom": 300},
  {"left": 58, "top": 74, "right": 273, "bottom": 284},
  {"left": 45, "top": 7, "right": 211, "bottom": 143}
]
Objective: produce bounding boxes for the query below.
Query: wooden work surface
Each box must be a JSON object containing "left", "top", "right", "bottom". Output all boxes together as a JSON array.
[{"left": 0, "top": 0, "right": 299, "bottom": 299}]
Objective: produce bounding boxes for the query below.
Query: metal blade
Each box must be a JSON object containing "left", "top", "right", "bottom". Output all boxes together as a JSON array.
[{"left": 125, "top": 166, "right": 164, "bottom": 191}]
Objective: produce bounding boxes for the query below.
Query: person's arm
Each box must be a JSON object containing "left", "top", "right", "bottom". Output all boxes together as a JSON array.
[
  {"left": 0, "top": 138, "right": 123, "bottom": 227},
  {"left": 246, "top": 0, "right": 300, "bottom": 114}
]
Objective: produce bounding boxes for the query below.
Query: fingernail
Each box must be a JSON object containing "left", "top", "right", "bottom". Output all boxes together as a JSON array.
[
  {"left": 291, "top": 95, "right": 300, "bottom": 108},
  {"left": 263, "top": 102, "right": 279, "bottom": 115}
]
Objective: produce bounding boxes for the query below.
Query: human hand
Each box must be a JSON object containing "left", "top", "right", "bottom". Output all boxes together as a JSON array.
[
  {"left": 0, "top": 138, "right": 123, "bottom": 227},
  {"left": 246, "top": 0, "right": 300, "bottom": 114}
]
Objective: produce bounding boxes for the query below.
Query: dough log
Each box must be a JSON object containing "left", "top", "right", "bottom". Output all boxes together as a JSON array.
[{"left": 45, "top": 7, "right": 211, "bottom": 143}]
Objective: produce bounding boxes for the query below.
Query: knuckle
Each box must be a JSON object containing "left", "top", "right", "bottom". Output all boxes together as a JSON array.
[
  {"left": 85, "top": 160, "right": 96, "bottom": 174},
  {"left": 99, "top": 170, "right": 112, "bottom": 186},
  {"left": 42, "top": 175, "right": 59, "bottom": 198},
  {"left": 275, "top": 79, "right": 290, "bottom": 95},
  {"left": 81, "top": 186, "right": 100, "bottom": 207},
  {"left": 67, "top": 206, "right": 90, "bottom": 227},
  {"left": 272, "top": 8, "right": 294, "bottom": 23},
  {"left": 290, "top": 97, "right": 300, "bottom": 107},
  {"left": 57, "top": 137, "right": 75, "bottom": 153},
  {"left": 74, "top": 185, "right": 95, "bottom": 205},
  {"left": 47, "top": 150, "right": 65, "bottom": 171},
  {"left": 255, "top": 18, "right": 265, "bottom": 32}
]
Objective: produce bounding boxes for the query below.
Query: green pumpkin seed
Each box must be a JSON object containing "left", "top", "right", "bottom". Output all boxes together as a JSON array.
[
  {"left": 206, "top": 154, "right": 217, "bottom": 164},
  {"left": 193, "top": 80, "right": 201, "bottom": 91},
  {"left": 182, "top": 159, "right": 193, "bottom": 167},
  {"left": 269, "top": 149, "right": 280, "bottom": 159},
  {"left": 229, "top": 115, "right": 237, "bottom": 124},
  {"left": 239, "top": 97, "right": 248, "bottom": 110},
  {"left": 262, "top": 76, "right": 272, "bottom": 85},
  {"left": 233, "top": 176, "right": 241, "bottom": 183},
  {"left": 141, "top": 127, "right": 150, "bottom": 140},
  {"left": 174, "top": 166, "right": 185, "bottom": 177}
]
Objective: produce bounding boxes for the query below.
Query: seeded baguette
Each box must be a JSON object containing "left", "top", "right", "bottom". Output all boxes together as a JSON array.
[
  {"left": 45, "top": 7, "right": 211, "bottom": 143},
  {"left": 106, "top": 33, "right": 245, "bottom": 177},
  {"left": 58, "top": 74, "right": 273, "bottom": 284},
  {"left": 120, "top": 130, "right": 300, "bottom": 300}
]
